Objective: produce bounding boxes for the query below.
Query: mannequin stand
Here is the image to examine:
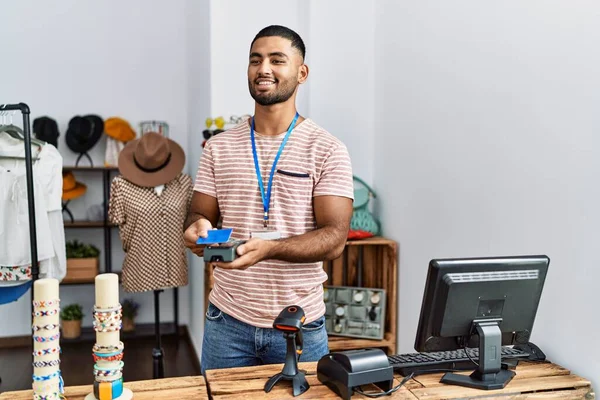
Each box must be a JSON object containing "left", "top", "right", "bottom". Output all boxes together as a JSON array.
[
  {"left": 153, "top": 289, "right": 165, "bottom": 379},
  {"left": 264, "top": 331, "right": 309, "bottom": 397}
]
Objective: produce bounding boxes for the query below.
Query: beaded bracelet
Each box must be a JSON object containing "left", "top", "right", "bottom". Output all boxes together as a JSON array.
[
  {"left": 93, "top": 307, "right": 122, "bottom": 331},
  {"left": 94, "top": 361, "right": 124, "bottom": 371},
  {"left": 33, "top": 333, "right": 60, "bottom": 343},
  {"left": 93, "top": 349, "right": 123, "bottom": 358},
  {"left": 93, "top": 304, "right": 122, "bottom": 315},
  {"left": 32, "top": 324, "right": 60, "bottom": 332},
  {"left": 33, "top": 359, "right": 61, "bottom": 368},
  {"left": 32, "top": 300, "right": 60, "bottom": 308},
  {"left": 33, "top": 393, "right": 61, "bottom": 400},
  {"left": 93, "top": 352, "right": 124, "bottom": 362},
  {"left": 93, "top": 320, "right": 122, "bottom": 333},
  {"left": 93, "top": 341, "right": 124, "bottom": 353},
  {"left": 32, "top": 309, "right": 59, "bottom": 317},
  {"left": 94, "top": 304, "right": 121, "bottom": 313},
  {"left": 32, "top": 380, "right": 60, "bottom": 392},
  {"left": 34, "top": 374, "right": 64, "bottom": 394},
  {"left": 33, "top": 347, "right": 61, "bottom": 357},
  {"left": 94, "top": 312, "right": 122, "bottom": 323},
  {"left": 93, "top": 368, "right": 122, "bottom": 378},
  {"left": 33, "top": 370, "right": 62, "bottom": 382},
  {"left": 95, "top": 372, "right": 122, "bottom": 382}
]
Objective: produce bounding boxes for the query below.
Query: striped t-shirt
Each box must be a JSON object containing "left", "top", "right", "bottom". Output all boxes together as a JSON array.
[{"left": 194, "top": 118, "right": 354, "bottom": 327}]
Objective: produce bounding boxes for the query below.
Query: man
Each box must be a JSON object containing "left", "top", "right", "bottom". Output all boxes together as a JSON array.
[{"left": 184, "top": 25, "right": 354, "bottom": 373}]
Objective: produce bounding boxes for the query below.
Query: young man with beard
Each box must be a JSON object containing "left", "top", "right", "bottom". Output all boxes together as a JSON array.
[{"left": 184, "top": 25, "right": 354, "bottom": 373}]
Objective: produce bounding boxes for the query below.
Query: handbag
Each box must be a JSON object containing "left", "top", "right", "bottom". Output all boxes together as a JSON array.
[{"left": 348, "top": 176, "right": 380, "bottom": 239}]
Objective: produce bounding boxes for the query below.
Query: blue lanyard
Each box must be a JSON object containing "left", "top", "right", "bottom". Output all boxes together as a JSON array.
[{"left": 251, "top": 112, "right": 299, "bottom": 227}]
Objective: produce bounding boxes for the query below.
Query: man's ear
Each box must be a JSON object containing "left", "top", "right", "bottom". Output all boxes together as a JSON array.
[{"left": 298, "top": 64, "right": 309, "bottom": 84}]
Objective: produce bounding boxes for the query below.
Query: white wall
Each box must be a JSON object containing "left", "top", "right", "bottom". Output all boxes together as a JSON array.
[
  {"left": 306, "top": 0, "right": 375, "bottom": 184},
  {"left": 0, "top": 0, "right": 193, "bottom": 336},
  {"left": 207, "top": 0, "right": 374, "bottom": 180},
  {"left": 186, "top": 0, "right": 212, "bottom": 355},
  {"left": 374, "top": 0, "right": 600, "bottom": 389},
  {"left": 209, "top": 0, "right": 308, "bottom": 118}
]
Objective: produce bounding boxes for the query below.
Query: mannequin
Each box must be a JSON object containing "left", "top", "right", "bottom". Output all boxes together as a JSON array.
[{"left": 108, "top": 132, "right": 192, "bottom": 378}]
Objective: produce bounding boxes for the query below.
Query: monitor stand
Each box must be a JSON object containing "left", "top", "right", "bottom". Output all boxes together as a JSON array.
[{"left": 441, "top": 320, "right": 515, "bottom": 390}]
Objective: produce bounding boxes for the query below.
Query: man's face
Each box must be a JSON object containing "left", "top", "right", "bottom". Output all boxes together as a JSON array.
[{"left": 248, "top": 36, "right": 307, "bottom": 106}]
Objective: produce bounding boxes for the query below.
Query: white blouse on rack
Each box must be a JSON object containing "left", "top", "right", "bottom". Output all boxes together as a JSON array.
[{"left": 0, "top": 136, "right": 66, "bottom": 283}]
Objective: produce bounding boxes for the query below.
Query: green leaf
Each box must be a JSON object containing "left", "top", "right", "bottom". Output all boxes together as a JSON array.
[
  {"left": 66, "top": 240, "right": 100, "bottom": 258},
  {"left": 60, "top": 303, "right": 84, "bottom": 321}
]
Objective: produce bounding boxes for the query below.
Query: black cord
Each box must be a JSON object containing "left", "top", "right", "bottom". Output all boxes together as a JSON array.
[
  {"left": 411, "top": 376, "right": 424, "bottom": 387},
  {"left": 413, "top": 368, "right": 464, "bottom": 376},
  {"left": 464, "top": 337, "right": 480, "bottom": 367},
  {"left": 353, "top": 373, "right": 414, "bottom": 398}
]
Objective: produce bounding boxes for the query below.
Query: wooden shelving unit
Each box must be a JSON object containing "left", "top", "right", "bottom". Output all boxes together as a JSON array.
[
  {"left": 61, "top": 165, "right": 118, "bottom": 278},
  {"left": 62, "top": 271, "right": 122, "bottom": 286},
  {"left": 64, "top": 221, "right": 117, "bottom": 228},
  {"left": 324, "top": 237, "right": 398, "bottom": 354},
  {"left": 204, "top": 236, "right": 398, "bottom": 354},
  {"left": 62, "top": 166, "right": 119, "bottom": 171}
]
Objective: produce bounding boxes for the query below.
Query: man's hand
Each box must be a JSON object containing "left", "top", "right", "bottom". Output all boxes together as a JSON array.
[
  {"left": 211, "top": 238, "right": 273, "bottom": 270},
  {"left": 184, "top": 192, "right": 220, "bottom": 257},
  {"left": 184, "top": 218, "right": 214, "bottom": 257}
]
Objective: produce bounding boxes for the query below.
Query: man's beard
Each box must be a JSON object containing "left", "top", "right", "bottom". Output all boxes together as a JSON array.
[{"left": 249, "top": 78, "right": 297, "bottom": 106}]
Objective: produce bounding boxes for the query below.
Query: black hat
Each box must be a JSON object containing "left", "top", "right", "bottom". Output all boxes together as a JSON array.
[
  {"left": 65, "top": 115, "right": 104, "bottom": 153},
  {"left": 33, "top": 116, "right": 60, "bottom": 147}
]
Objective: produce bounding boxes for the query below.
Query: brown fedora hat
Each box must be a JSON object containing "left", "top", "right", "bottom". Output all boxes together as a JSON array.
[{"left": 118, "top": 132, "right": 185, "bottom": 187}]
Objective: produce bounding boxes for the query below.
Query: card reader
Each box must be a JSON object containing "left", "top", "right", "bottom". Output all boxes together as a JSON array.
[{"left": 204, "top": 240, "right": 246, "bottom": 263}]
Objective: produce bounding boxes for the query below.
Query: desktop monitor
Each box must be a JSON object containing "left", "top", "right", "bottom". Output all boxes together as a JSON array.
[{"left": 414, "top": 255, "right": 549, "bottom": 389}]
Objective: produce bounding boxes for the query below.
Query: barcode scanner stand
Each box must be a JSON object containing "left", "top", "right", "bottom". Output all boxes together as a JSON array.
[{"left": 264, "top": 305, "right": 310, "bottom": 397}]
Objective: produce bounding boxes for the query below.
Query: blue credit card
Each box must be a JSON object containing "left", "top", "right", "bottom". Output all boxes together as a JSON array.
[{"left": 196, "top": 228, "right": 233, "bottom": 245}]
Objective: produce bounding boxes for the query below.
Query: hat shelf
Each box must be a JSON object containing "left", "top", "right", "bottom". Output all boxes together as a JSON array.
[
  {"left": 61, "top": 166, "right": 119, "bottom": 282},
  {"left": 63, "top": 165, "right": 119, "bottom": 171}
]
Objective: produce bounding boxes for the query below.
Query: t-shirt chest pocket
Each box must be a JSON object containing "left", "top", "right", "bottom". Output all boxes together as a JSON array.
[{"left": 273, "top": 168, "right": 314, "bottom": 208}]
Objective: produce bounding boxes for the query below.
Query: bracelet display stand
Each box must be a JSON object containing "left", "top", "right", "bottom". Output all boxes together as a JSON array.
[
  {"left": 32, "top": 279, "right": 63, "bottom": 400},
  {"left": 85, "top": 274, "right": 133, "bottom": 400}
]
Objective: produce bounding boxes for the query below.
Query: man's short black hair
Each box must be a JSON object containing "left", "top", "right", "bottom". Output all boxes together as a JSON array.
[{"left": 251, "top": 25, "right": 306, "bottom": 61}]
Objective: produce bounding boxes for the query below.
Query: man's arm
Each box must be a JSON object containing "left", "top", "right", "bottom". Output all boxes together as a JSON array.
[
  {"left": 184, "top": 192, "right": 220, "bottom": 230},
  {"left": 183, "top": 192, "right": 221, "bottom": 256},
  {"left": 213, "top": 195, "right": 352, "bottom": 269},
  {"left": 265, "top": 195, "right": 352, "bottom": 262}
]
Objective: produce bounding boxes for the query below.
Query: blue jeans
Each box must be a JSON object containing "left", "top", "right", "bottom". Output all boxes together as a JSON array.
[{"left": 201, "top": 303, "right": 329, "bottom": 374}]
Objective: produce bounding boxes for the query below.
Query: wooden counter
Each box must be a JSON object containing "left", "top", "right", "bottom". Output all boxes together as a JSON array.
[
  {"left": 205, "top": 360, "right": 594, "bottom": 399},
  {"left": 0, "top": 375, "right": 208, "bottom": 400},
  {"left": 1, "top": 361, "right": 592, "bottom": 399}
]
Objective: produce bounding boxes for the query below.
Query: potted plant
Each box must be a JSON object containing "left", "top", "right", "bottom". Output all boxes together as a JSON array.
[
  {"left": 60, "top": 303, "right": 84, "bottom": 339},
  {"left": 64, "top": 240, "right": 100, "bottom": 283},
  {"left": 122, "top": 299, "right": 140, "bottom": 332}
]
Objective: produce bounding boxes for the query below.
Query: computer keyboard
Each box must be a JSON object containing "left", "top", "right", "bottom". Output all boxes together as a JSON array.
[{"left": 388, "top": 346, "right": 530, "bottom": 376}]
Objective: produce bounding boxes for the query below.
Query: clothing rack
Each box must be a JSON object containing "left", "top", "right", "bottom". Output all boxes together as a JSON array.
[
  {"left": 0, "top": 102, "right": 37, "bottom": 386},
  {"left": 0, "top": 103, "right": 39, "bottom": 280}
]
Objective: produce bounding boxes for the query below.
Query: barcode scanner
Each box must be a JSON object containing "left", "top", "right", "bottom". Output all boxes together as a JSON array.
[
  {"left": 265, "top": 306, "right": 310, "bottom": 397},
  {"left": 273, "top": 306, "right": 305, "bottom": 356}
]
